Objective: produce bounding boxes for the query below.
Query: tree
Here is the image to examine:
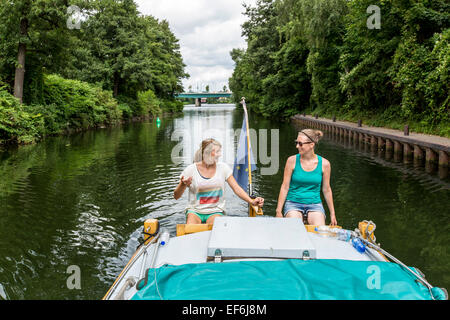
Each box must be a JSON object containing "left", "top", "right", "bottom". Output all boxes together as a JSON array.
[
  {"left": 0, "top": 0, "right": 83, "bottom": 103},
  {"left": 61, "top": 0, "right": 188, "bottom": 100},
  {"left": 229, "top": 0, "right": 279, "bottom": 115}
]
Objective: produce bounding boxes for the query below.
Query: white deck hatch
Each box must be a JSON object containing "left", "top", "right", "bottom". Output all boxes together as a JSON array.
[{"left": 207, "top": 216, "right": 316, "bottom": 259}]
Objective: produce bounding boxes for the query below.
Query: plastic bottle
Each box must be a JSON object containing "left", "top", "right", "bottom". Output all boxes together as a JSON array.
[
  {"left": 332, "top": 229, "right": 353, "bottom": 242},
  {"left": 315, "top": 226, "right": 353, "bottom": 242},
  {"left": 160, "top": 230, "right": 170, "bottom": 246},
  {"left": 315, "top": 225, "right": 332, "bottom": 237},
  {"left": 351, "top": 237, "right": 366, "bottom": 253}
]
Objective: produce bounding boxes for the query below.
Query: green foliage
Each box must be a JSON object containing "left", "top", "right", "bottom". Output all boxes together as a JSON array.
[
  {"left": 0, "top": 0, "right": 188, "bottom": 146},
  {"left": 117, "top": 103, "right": 133, "bottom": 120},
  {"left": 0, "top": 75, "right": 123, "bottom": 145},
  {"left": 60, "top": 0, "right": 188, "bottom": 100},
  {"left": 137, "top": 89, "right": 161, "bottom": 117},
  {"left": 261, "top": 36, "right": 311, "bottom": 117},
  {"left": 160, "top": 99, "right": 184, "bottom": 113},
  {"left": 390, "top": 17, "right": 449, "bottom": 127},
  {"left": 0, "top": 86, "right": 44, "bottom": 144},
  {"left": 229, "top": 0, "right": 450, "bottom": 136},
  {"left": 229, "top": 0, "right": 279, "bottom": 115},
  {"left": 42, "top": 74, "right": 121, "bottom": 130}
]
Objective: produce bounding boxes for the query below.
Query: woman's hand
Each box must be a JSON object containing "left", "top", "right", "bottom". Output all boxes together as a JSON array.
[
  {"left": 251, "top": 197, "right": 264, "bottom": 207},
  {"left": 330, "top": 214, "right": 337, "bottom": 226},
  {"left": 181, "top": 176, "right": 192, "bottom": 187},
  {"left": 275, "top": 208, "right": 283, "bottom": 218}
]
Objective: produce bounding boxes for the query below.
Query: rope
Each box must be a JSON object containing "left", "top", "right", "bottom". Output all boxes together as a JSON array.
[
  {"left": 357, "top": 236, "right": 436, "bottom": 300},
  {"left": 355, "top": 220, "right": 439, "bottom": 300},
  {"left": 362, "top": 220, "right": 377, "bottom": 245}
]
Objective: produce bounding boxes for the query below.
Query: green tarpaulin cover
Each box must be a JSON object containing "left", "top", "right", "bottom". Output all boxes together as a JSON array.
[{"left": 132, "top": 259, "right": 443, "bottom": 300}]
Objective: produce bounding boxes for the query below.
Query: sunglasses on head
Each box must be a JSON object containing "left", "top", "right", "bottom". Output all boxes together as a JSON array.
[{"left": 295, "top": 140, "right": 313, "bottom": 147}]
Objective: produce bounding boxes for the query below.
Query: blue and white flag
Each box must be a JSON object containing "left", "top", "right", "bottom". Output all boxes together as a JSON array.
[{"left": 232, "top": 115, "right": 257, "bottom": 192}]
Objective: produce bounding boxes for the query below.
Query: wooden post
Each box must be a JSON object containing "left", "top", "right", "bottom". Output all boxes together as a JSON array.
[
  {"left": 403, "top": 143, "right": 412, "bottom": 163},
  {"left": 385, "top": 139, "right": 393, "bottom": 152},
  {"left": 377, "top": 137, "right": 385, "bottom": 150},
  {"left": 413, "top": 145, "right": 424, "bottom": 167},
  {"left": 438, "top": 166, "right": 448, "bottom": 180},
  {"left": 394, "top": 141, "right": 402, "bottom": 154},
  {"left": 425, "top": 148, "right": 437, "bottom": 174},
  {"left": 426, "top": 148, "right": 437, "bottom": 163},
  {"left": 370, "top": 136, "right": 377, "bottom": 154},
  {"left": 394, "top": 140, "right": 402, "bottom": 162},
  {"left": 404, "top": 125, "right": 409, "bottom": 136},
  {"left": 370, "top": 135, "right": 377, "bottom": 147},
  {"left": 439, "top": 151, "right": 448, "bottom": 167},
  {"left": 414, "top": 145, "right": 424, "bottom": 160}
]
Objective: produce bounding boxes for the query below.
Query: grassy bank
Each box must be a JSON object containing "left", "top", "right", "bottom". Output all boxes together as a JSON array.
[{"left": 0, "top": 75, "right": 183, "bottom": 146}]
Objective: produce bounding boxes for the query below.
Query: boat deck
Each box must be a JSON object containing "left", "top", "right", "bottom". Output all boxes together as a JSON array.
[
  {"left": 104, "top": 217, "right": 387, "bottom": 300},
  {"left": 153, "top": 229, "right": 386, "bottom": 268}
]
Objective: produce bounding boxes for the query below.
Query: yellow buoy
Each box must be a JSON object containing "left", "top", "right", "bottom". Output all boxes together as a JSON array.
[{"left": 143, "top": 219, "right": 159, "bottom": 245}]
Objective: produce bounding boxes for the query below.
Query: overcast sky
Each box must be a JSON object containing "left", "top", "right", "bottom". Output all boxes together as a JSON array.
[{"left": 134, "top": 0, "right": 256, "bottom": 92}]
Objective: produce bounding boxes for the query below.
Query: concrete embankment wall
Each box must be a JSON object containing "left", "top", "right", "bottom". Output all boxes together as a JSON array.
[{"left": 291, "top": 115, "right": 449, "bottom": 179}]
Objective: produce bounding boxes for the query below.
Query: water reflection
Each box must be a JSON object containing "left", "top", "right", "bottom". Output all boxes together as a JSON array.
[{"left": 173, "top": 105, "right": 237, "bottom": 166}]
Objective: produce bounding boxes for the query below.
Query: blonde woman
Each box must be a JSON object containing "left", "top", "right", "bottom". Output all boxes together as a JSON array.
[
  {"left": 174, "top": 138, "right": 264, "bottom": 224},
  {"left": 276, "top": 129, "right": 337, "bottom": 226}
]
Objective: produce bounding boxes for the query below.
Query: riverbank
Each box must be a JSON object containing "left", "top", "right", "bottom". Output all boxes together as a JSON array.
[
  {"left": 0, "top": 75, "right": 183, "bottom": 148},
  {"left": 292, "top": 114, "right": 450, "bottom": 170},
  {"left": 296, "top": 114, "right": 450, "bottom": 147},
  {"left": 310, "top": 109, "right": 450, "bottom": 139}
]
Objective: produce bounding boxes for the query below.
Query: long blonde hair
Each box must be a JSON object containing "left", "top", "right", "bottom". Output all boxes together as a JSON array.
[
  {"left": 193, "top": 138, "right": 222, "bottom": 163},
  {"left": 299, "top": 129, "right": 323, "bottom": 144}
]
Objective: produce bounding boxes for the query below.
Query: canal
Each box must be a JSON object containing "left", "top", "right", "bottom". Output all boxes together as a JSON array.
[{"left": 0, "top": 104, "right": 448, "bottom": 299}]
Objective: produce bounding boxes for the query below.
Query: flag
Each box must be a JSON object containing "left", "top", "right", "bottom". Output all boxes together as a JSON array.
[{"left": 233, "top": 114, "right": 257, "bottom": 193}]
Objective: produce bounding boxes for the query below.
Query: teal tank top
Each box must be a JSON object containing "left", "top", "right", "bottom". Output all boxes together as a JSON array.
[{"left": 286, "top": 154, "right": 322, "bottom": 204}]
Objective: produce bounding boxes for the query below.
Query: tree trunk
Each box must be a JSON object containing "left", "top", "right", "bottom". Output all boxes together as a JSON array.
[
  {"left": 113, "top": 72, "right": 120, "bottom": 97},
  {"left": 14, "top": 17, "right": 28, "bottom": 104}
]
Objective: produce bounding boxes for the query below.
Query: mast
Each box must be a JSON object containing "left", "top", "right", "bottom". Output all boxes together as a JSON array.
[{"left": 241, "top": 97, "right": 253, "bottom": 196}]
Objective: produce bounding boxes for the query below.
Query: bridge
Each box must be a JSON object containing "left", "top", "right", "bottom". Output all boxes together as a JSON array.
[{"left": 175, "top": 92, "right": 232, "bottom": 106}]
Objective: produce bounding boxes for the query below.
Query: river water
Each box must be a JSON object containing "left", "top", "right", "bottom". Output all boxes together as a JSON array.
[{"left": 0, "top": 104, "right": 448, "bottom": 299}]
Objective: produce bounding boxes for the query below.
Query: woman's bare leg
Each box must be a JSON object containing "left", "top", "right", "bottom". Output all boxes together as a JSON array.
[
  {"left": 307, "top": 211, "right": 325, "bottom": 225},
  {"left": 206, "top": 214, "right": 223, "bottom": 225},
  {"left": 186, "top": 212, "right": 202, "bottom": 224},
  {"left": 285, "top": 210, "right": 303, "bottom": 218}
]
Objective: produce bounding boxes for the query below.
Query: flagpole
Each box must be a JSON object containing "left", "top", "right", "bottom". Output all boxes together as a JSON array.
[{"left": 241, "top": 97, "right": 252, "bottom": 196}]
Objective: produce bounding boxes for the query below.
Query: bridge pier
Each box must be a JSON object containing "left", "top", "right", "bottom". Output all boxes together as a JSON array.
[{"left": 195, "top": 98, "right": 201, "bottom": 107}]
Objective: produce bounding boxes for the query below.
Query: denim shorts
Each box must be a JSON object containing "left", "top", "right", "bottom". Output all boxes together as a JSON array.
[{"left": 283, "top": 200, "right": 326, "bottom": 217}]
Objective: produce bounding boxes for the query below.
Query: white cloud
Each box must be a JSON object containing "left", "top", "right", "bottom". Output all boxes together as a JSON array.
[{"left": 134, "top": 0, "right": 256, "bottom": 92}]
